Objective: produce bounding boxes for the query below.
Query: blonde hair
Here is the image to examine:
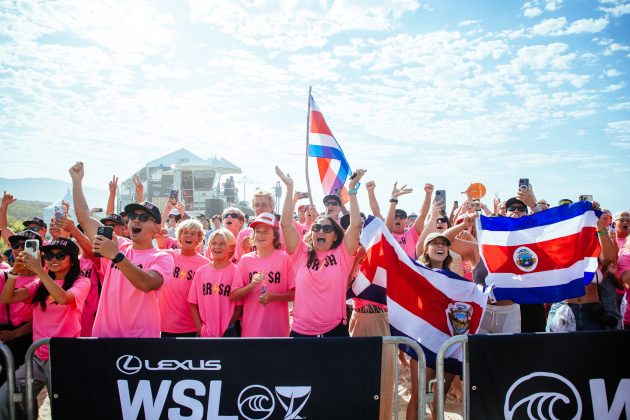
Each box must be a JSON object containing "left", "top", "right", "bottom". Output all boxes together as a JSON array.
[
  {"left": 175, "top": 219, "right": 204, "bottom": 243},
  {"left": 250, "top": 190, "right": 275, "bottom": 210},
  {"left": 209, "top": 228, "right": 236, "bottom": 248}
]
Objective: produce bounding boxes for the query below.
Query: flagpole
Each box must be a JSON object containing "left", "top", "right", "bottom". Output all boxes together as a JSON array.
[{"left": 304, "top": 86, "right": 314, "bottom": 206}]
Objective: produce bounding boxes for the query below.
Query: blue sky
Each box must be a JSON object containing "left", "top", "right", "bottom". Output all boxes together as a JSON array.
[{"left": 1, "top": 0, "right": 629, "bottom": 214}]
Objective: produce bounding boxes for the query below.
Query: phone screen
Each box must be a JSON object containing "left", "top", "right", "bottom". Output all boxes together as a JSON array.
[
  {"left": 24, "top": 239, "right": 39, "bottom": 257},
  {"left": 97, "top": 226, "right": 114, "bottom": 240}
]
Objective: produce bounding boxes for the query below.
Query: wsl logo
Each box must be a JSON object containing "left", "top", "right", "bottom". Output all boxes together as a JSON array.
[
  {"left": 504, "top": 372, "right": 582, "bottom": 420},
  {"left": 237, "top": 385, "right": 311, "bottom": 420}
]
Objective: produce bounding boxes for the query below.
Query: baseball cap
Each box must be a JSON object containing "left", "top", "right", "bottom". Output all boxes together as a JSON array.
[
  {"left": 423, "top": 232, "right": 451, "bottom": 248},
  {"left": 124, "top": 201, "right": 162, "bottom": 224},
  {"left": 506, "top": 197, "right": 527, "bottom": 212},
  {"left": 41, "top": 237, "right": 79, "bottom": 256},
  {"left": 22, "top": 217, "right": 47, "bottom": 229},
  {"left": 8, "top": 229, "right": 43, "bottom": 246},
  {"left": 323, "top": 194, "right": 342, "bottom": 206},
  {"left": 409, "top": 213, "right": 418, "bottom": 219},
  {"left": 249, "top": 212, "right": 279, "bottom": 230},
  {"left": 395, "top": 209, "right": 408, "bottom": 219},
  {"left": 100, "top": 214, "right": 124, "bottom": 226}
]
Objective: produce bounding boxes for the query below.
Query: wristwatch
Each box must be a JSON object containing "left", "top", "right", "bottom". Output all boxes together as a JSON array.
[{"left": 111, "top": 252, "right": 125, "bottom": 264}]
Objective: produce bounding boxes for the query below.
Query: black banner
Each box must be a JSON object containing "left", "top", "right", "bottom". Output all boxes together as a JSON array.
[
  {"left": 468, "top": 331, "right": 630, "bottom": 420},
  {"left": 49, "top": 337, "right": 382, "bottom": 420}
]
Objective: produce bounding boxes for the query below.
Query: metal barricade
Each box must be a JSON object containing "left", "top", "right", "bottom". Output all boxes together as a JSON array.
[
  {"left": 23, "top": 337, "right": 428, "bottom": 420},
  {"left": 434, "top": 335, "right": 469, "bottom": 420},
  {"left": 383, "top": 336, "right": 427, "bottom": 420},
  {"left": 24, "top": 338, "right": 49, "bottom": 420},
  {"left": 0, "top": 341, "right": 18, "bottom": 420}
]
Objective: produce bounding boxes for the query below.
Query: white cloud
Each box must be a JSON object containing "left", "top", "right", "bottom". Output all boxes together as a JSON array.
[
  {"left": 188, "top": 0, "right": 421, "bottom": 51},
  {"left": 288, "top": 52, "right": 341, "bottom": 81},
  {"left": 604, "top": 68, "right": 621, "bottom": 77},
  {"left": 599, "top": 2, "right": 630, "bottom": 17},
  {"left": 603, "top": 82, "right": 626, "bottom": 92},
  {"left": 603, "top": 42, "right": 630, "bottom": 55},
  {"left": 545, "top": 0, "right": 562, "bottom": 11},
  {"left": 530, "top": 16, "right": 608, "bottom": 36},
  {"left": 513, "top": 43, "right": 575, "bottom": 70},
  {"left": 608, "top": 102, "right": 630, "bottom": 111},
  {"left": 564, "top": 18, "right": 609, "bottom": 34},
  {"left": 532, "top": 17, "right": 567, "bottom": 35},
  {"left": 458, "top": 19, "right": 482, "bottom": 26},
  {"left": 538, "top": 71, "right": 590, "bottom": 88},
  {"left": 524, "top": 7, "right": 543, "bottom": 18},
  {"left": 607, "top": 120, "right": 630, "bottom": 149}
]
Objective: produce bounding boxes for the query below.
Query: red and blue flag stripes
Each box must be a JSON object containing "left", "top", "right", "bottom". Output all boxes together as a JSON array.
[
  {"left": 477, "top": 201, "right": 601, "bottom": 304},
  {"left": 307, "top": 95, "right": 351, "bottom": 200},
  {"left": 359, "top": 217, "right": 489, "bottom": 374}
]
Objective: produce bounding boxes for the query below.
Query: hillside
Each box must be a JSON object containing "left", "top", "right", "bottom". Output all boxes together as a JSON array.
[{"left": 0, "top": 177, "right": 108, "bottom": 207}]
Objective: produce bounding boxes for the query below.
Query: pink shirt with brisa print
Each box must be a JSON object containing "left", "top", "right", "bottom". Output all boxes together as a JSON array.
[{"left": 0, "top": 270, "right": 38, "bottom": 326}]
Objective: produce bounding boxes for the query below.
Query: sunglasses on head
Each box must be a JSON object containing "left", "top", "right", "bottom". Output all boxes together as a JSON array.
[
  {"left": 311, "top": 224, "right": 334, "bottom": 233},
  {"left": 324, "top": 201, "right": 339, "bottom": 207},
  {"left": 127, "top": 212, "right": 152, "bottom": 222},
  {"left": 10, "top": 242, "right": 26, "bottom": 250},
  {"left": 507, "top": 206, "right": 526, "bottom": 212},
  {"left": 223, "top": 213, "right": 241, "bottom": 219},
  {"left": 43, "top": 252, "right": 68, "bottom": 261}
]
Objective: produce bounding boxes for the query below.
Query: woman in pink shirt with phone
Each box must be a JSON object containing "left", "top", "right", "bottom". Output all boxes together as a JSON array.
[
  {"left": 276, "top": 166, "right": 365, "bottom": 337},
  {"left": 0, "top": 237, "right": 90, "bottom": 418}
]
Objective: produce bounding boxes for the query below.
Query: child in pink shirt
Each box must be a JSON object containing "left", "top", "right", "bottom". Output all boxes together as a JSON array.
[
  {"left": 189, "top": 229, "right": 241, "bottom": 337},
  {"left": 231, "top": 213, "right": 296, "bottom": 337},
  {"left": 160, "top": 220, "right": 210, "bottom": 336}
]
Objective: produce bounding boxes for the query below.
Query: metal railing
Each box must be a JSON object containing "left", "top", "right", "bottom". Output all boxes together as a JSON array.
[
  {"left": 0, "top": 341, "right": 18, "bottom": 420},
  {"left": 435, "top": 335, "right": 469, "bottom": 420}
]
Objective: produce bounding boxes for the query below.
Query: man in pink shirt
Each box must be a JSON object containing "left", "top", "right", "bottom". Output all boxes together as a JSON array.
[{"left": 69, "top": 162, "right": 173, "bottom": 338}]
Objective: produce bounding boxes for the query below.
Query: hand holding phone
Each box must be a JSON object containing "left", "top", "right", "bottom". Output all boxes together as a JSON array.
[
  {"left": 169, "top": 189, "right": 179, "bottom": 204},
  {"left": 24, "top": 239, "right": 39, "bottom": 258},
  {"left": 518, "top": 178, "right": 530, "bottom": 190},
  {"left": 94, "top": 226, "right": 114, "bottom": 258}
]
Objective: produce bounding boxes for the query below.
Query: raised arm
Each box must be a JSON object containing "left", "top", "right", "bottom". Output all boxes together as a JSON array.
[
  {"left": 343, "top": 169, "right": 366, "bottom": 256},
  {"left": 0, "top": 192, "right": 17, "bottom": 245},
  {"left": 134, "top": 175, "right": 144, "bottom": 203},
  {"left": 275, "top": 166, "right": 299, "bottom": 254},
  {"left": 106, "top": 175, "right": 118, "bottom": 215},
  {"left": 595, "top": 207, "right": 617, "bottom": 268},
  {"left": 443, "top": 214, "right": 479, "bottom": 263},
  {"left": 22, "top": 251, "right": 76, "bottom": 305},
  {"left": 365, "top": 181, "right": 384, "bottom": 220},
  {"left": 59, "top": 215, "right": 95, "bottom": 258},
  {"left": 416, "top": 201, "right": 441, "bottom": 258},
  {"left": 69, "top": 162, "right": 101, "bottom": 240},
  {"left": 412, "top": 183, "right": 434, "bottom": 235},
  {"left": 385, "top": 182, "right": 413, "bottom": 231}
]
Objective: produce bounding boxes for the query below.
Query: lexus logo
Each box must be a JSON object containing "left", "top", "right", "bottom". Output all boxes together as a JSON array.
[{"left": 116, "top": 355, "right": 143, "bottom": 375}]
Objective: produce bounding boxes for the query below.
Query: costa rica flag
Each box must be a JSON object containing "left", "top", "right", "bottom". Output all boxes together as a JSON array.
[{"left": 476, "top": 201, "right": 601, "bottom": 304}]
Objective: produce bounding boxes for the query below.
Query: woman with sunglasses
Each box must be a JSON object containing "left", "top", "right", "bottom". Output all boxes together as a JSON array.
[
  {"left": 189, "top": 229, "right": 242, "bottom": 337},
  {"left": 0, "top": 230, "right": 41, "bottom": 386},
  {"left": 276, "top": 166, "right": 365, "bottom": 337},
  {"left": 159, "top": 219, "right": 209, "bottom": 337},
  {"left": 230, "top": 213, "right": 295, "bottom": 337},
  {"left": 0, "top": 237, "right": 90, "bottom": 418}
]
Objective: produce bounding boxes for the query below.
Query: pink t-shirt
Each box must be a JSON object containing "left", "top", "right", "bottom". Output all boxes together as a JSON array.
[
  {"left": 78, "top": 257, "right": 100, "bottom": 337},
  {"left": 0, "top": 270, "right": 39, "bottom": 326},
  {"left": 392, "top": 228, "right": 420, "bottom": 260},
  {"left": 160, "top": 250, "right": 210, "bottom": 333},
  {"left": 233, "top": 250, "right": 296, "bottom": 337},
  {"left": 92, "top": 237, "right": 174, "bottom": 338},
  {"left": 291, "top": 241, "right": 356, "bottom": 335},
  {"left": 0, "top": 262, "right": 10, "bottom": 271},
  {"left": 617, "top": 252, "right": 630, "bottom": 325},
  {"left": 188, "top": 263, "right": 239, "bottom": 337},
  {"left": 26, "top": 277, "right": 91, "bottom": 360}
]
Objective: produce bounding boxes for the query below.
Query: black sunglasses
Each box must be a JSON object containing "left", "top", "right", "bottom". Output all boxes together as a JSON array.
[
  {"left": 27, "top": 226, "right": 43, "bottom": 232},
  {"left": 437, "top": 217, "right": 449, "bottom": 223},
  {"left": 127, "top": 212, "right": 152, "bottom": 222},
  {"left": 44, "top": 252, "right": 68, "bottom": 261},
  {"left": 507, "top": 206, "right": 526, "bottom": 212},
  {"left": 10, "top": 242, "right": 26, "bottom": 250},
  {"left": 312, "top": 224, "right": 334, "bottom": 233},
  {"left": 324, "top": 201, "right": 340, "bottom": 207},
  {"left": 223, "top": 213, "right": 241, "bottom": 219}
]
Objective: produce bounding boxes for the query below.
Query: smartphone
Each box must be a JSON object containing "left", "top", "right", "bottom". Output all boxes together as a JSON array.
[
  {"left": 299, "top": 192, "right": 309, "bottom": 199},
  {"left": 54, "top": 205, "right": 65, "bottom": 220},
  {"left": 94, "top": 208, "right": 103, "bottom": 213},
  {"left": 24, "top": 239, "right": 39, "bottom": 258},
  {"left": 435, "top": 190, "right": 446, "bottom": 208},
  {"left": 472, "top": 199, "right": 481, "bottom": 211},
  {"left": 169, "top": 189, "right": 179, "bottom": 203},
  {"left": 579, "top": 194, "right": 593, "bottom": 202},
  {"left": 454, "top": 200, "right": 459, "bottom": 207},
  {"left": 518, "top": 178, "right": 530, "bottom": 190},
  {"left": 95, "top": 226, "right": 114, "bottom": 258}
]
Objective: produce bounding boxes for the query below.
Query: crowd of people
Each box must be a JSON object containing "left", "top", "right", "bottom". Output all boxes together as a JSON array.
[{"left": 0, "top": 161, "right": 628, "bottom": 419}]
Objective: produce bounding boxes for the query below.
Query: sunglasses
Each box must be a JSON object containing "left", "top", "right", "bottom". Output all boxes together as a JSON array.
[
  {"left": 44, "top": 252, "right": 68, "bottom": 261},
  {"left": 507, "top": 206, "right": 526, "bottom": 212},
  {"left": 437, "top": 218, "right": 449, "bottom": 224},
  {"left": 127, "top": 212, "right": 153, "bottom": 222},
  {"left": 10, "top": 242, "right": 26, "bottom": 250},
  {"left": 27, "top": 226, "right": 43, "bottom": 232},
  {"left": 223, "top": 213, "right": 241, "bottom": 219},
  {"left": 324, "top": 202, "right": 340, "bottom": 207},
  {"left": 311, "top": 224, "right": 335, "bottom": 233},
  {"left": 394, "top": 214, "right": 407, "bottom": 220}
]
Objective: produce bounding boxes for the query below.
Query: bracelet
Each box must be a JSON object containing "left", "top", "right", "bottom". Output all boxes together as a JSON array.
[
  {"left": 389, "top": 199, "right": 398, "bottom": 204},
  {"left": 8, "top": 271, "right": 19, "bottom": 277},
  {"left": 596, "top": 229, "right": 608, "bottom": 237},
  {"left": 348, "top": 189, "right": 358, "bottom": 195}
]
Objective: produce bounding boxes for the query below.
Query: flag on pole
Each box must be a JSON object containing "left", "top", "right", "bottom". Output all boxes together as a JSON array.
[
  {"left": 307, "top": 94, "right": 352, "bottom": 202},
  {"left": 477, "top": 201, "right": 601, "bottom": 304},
  {"left": 358, "top": 216, "right": 489, "bottom": 374}
]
